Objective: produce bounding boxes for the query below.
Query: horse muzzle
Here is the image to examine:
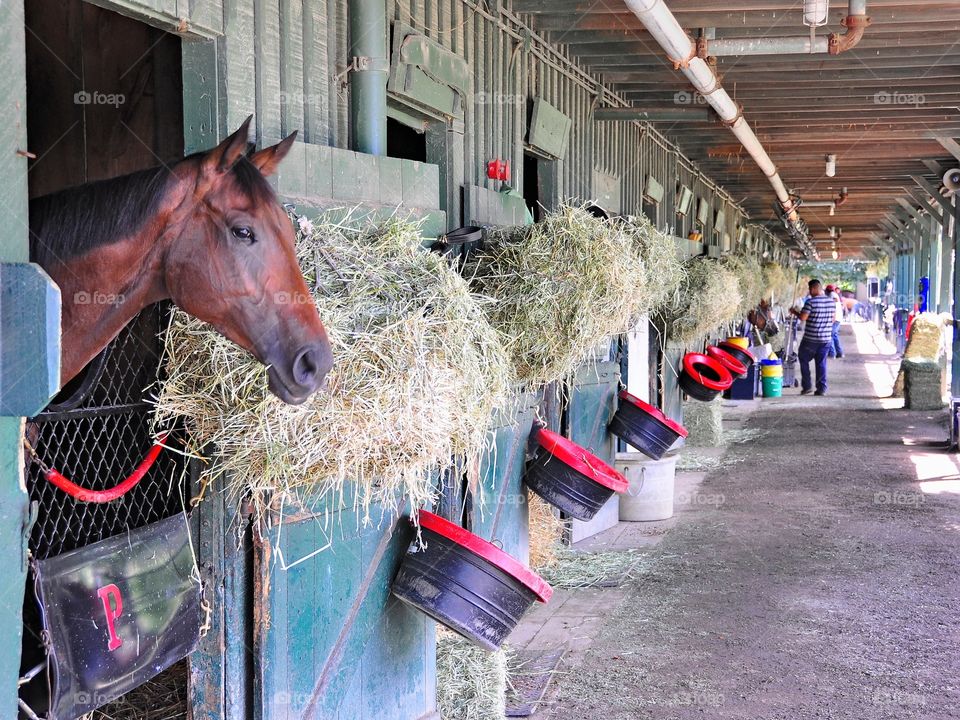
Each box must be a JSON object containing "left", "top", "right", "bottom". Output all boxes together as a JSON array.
[{"left": 266, "top": 341, "right": 333, "bottom": 405}]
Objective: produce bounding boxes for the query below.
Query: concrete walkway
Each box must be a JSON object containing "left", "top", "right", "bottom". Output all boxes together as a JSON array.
[{"left": 518, "top": 322, "right": 960, "bottom": 719}]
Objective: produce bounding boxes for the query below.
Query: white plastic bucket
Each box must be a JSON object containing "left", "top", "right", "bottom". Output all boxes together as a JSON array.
[{"left": 615, "top": 451, "right": 678, "bottom": 522}]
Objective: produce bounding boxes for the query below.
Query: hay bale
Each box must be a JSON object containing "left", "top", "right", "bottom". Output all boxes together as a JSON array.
[
  {"left": 436, "top": 628, "right": 508, "bottom": 720},
  {"left": 462, "top": 205, "right": 652, "bottom": 386},
  {"left": 155, "top": 214, "right": 511, "bottom": 520},
  {"left": 683, "top": 397, "right": 724, "bottom": 447},
  {"left": 527, "top": 493, "right": 564, "bottom": 570},
  {"left": 894, "top": 313, "right": 946, "bottom": 397},
  {"left": 903, "top": 358, "right": 943, "bottom": 410},
  {"left": 655, "top": 256, "right": 743, "bottom": 345},
  {"left": 904, "top": 313, "right": 944, "bottom": 360}
]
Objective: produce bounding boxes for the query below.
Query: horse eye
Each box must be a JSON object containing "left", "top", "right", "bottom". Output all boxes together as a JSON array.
[{"left": 231, "top": 226, "right": 256, "bottom": 243}]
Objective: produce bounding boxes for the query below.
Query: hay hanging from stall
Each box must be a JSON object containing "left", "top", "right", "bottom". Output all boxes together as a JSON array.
[
  {"left": 527, "top": 493, "right": 565, "bottom": 570},
  {"left": 619, "top": 213, "right": 686, "bottom": 312},
  {"left": 655, "top": 256, "right": 742, "bottom": 346},
  {"left": 155, "top": 214, "right": 511, "bottom": 519},
  {"left": 762, "top": 262, "right": 791, "bottom": 303},
  {"left": 722, "top": 254, "right": 764, "bottom": 318},
  {"left": 436, "top": 628, "right": 509, "bottom": 720},
  {"left": 682, "top": 397, "right": 724, "bottom": 447},
  {"left": 463, "top": 205, "right": 650, "bottom": 386}
]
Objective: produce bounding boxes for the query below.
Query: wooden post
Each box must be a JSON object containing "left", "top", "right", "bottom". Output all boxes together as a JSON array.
[{"left": 0, "top": 2, "right": 60, "bottom": 713}]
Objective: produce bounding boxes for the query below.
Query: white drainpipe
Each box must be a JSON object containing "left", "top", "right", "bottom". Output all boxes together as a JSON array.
[{"left": 623, "top": 0, "right": 800, "bottom": 227}]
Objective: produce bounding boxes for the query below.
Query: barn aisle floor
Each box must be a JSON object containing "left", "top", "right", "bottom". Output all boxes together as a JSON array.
[{"left": 518, "top": 322, "right": 960, "bottom": 719}]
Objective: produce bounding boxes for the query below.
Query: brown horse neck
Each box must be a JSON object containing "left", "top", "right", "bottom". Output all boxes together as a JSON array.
[{"left": 48, "top": 207, "right": 177, "bottom": 386}]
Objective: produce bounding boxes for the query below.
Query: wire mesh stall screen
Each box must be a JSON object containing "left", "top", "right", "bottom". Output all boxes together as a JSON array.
[{"left": 26, "top": 304, "right": 188, "bottom": 561}]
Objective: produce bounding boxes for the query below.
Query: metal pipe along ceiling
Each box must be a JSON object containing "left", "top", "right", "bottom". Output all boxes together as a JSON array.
[
  {"left": 706, "top": 0, "right": 869, "bottom": 57},
  {"left": 622, "top": 0, "right": 809, "bottom": 250}
]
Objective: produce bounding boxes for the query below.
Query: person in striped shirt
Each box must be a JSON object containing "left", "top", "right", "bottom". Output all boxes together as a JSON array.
[{"left": 789, "top": 279, "right": 835, "bottom": 396}]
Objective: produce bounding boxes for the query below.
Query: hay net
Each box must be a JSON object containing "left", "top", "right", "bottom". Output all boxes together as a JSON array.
[
  {"left": 154, "top": 212, "right": 511, "bottom": 523},
  {"left": 462, "top": 204, "right": 675, "bottom": 387}
]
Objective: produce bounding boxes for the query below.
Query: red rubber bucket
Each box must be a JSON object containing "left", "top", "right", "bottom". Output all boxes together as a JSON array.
[
  {"left": 679, "top": 352, "right": 733, "bottom": 402},
  {"left": 706, "top": 345, "right": 748, "bottom": 379},
  {"left": 392, "top": 510, "right": 552, "bottom": 651},
  {"left": 716, "top": 341, "right": 756, "bottom": 370},
  {"left": 523, "top": 428, "right": 628, "bottom": 521}
]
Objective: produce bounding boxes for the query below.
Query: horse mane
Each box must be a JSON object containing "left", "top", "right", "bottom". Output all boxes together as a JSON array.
[
  {"left": 28, "top": 153, "right": 275, "bottom": 269},
  {"left": 29, "top": 165, "right": 173, "bottom": 268}
]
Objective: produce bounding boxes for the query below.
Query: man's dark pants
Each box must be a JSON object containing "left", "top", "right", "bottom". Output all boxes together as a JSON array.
[
  {"left": 827, "top": 320, "right": 843, "bottom": 358},
  {"left": 798, "top": 340, "right": 830, "bottom": 393}
]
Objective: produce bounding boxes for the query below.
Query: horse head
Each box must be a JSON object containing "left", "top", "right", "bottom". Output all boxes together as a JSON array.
[{"left": 165, "top": 117, "right": 332, "bottom": 405}]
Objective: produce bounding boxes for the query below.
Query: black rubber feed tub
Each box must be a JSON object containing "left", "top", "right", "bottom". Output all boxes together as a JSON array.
[
  {"left": 392, "top": 510, "right": 552, "bottom": 651},
  {"left": 716, "top": 341, "right": 756, "bottom": 371},
  {"left": 679, "top": 352, "right": 733, "bottom": 401},
  {"left": 523, "top": 428, "right": 629, "bottom": 521},
  {"left": 706, "top": 345, "right": 748, "bottom": 379},
  {"left": 608, "top": 390, "right": 688, "bottom": 460}
]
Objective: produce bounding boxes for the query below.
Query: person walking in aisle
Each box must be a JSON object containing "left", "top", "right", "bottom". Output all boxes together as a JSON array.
[
  {"left": 825, "top": 284, "right": 844, "bottom": 358},
  {"left": 789, "top": 279, "right": 835, "bottom": 395}
]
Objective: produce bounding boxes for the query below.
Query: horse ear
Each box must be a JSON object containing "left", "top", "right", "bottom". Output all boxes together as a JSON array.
[
  {"left": 203, "top": 115, "right": 254, "bottom": 176},
  {"left": 248, "top": 131, "right": 298, "bottom": 177}
]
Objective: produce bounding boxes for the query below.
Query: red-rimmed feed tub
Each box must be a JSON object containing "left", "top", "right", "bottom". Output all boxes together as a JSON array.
[
  {"left": 391, "top": 510, "right": 552, "bottom": 651},
  {"left": 523, "top": 428, "right": 629, "bottom": 521},
  {"left": 679, "top": 352, "right": 733, "bottom": 402},
  {"left": 716, "top": 341, "right": 756, "bottom": 371},
  {"left": 609, "top": 390, "right": 688, "bottom": 460},
  {"left": 706, "top": 345, "right": 748, "bottom": 379}
]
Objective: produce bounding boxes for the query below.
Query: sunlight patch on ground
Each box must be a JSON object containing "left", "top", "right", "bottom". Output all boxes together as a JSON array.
[
  {"left": 918, "top": 479, "right": 960, "bottom": 495},
  {"left": 908, "top": 451, "right": 960, "bottom": 482},
  {"left": 850, "top": 322, "right": 899, "bottom": 400}
]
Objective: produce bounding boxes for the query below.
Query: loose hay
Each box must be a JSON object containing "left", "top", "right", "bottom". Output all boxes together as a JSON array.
[
  {"left": 155, "top": 214, "right": 511, "bottom": 520},
  {"left": 463, "top": 205, "right": 651, "bottom": 386},
  {"left": 82, "top": 659, "right": 187, "bottom": 720},
  {"left": 675, "top": 450, "right": 728, "bottom": 472},
  {"left": 536, "top": 548, "right": 646, "bottom": 589},
  {"left": 656, "top": 256, "right": 743, "bottom": 345},
  {"left": 436, "top": 628, "right": 508, "bottom": 720}
]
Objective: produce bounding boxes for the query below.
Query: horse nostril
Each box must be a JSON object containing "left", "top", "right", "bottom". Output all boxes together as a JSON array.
[
  {"left": 292, "top": 346, "right": 320, "bottom": 387},
  {"left": 292, "top": 344, "right": 332, "bottom": 391}
]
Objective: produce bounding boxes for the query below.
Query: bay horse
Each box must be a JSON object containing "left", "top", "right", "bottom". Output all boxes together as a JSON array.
[{"left": 29, "top": 116, "right": 332, "bottom": 405}]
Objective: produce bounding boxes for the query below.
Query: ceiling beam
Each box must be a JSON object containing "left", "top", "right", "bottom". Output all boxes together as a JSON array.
[
  {"left": 936, "top": 136, "right": 960, "bottom": 162},
  {"left": 905, "top": 187, "right": 945, "bottom": 224},
  {"left": 593, "top": 107, "right": 710, "bottom": 121},
  {"left": 910, "top": 175, "right": 955, "bottom": 215}
]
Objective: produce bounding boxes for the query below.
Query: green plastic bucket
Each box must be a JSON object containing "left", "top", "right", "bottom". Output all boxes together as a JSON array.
[{"left": 762, "top": 375, "right": 783, "bottom": 398}]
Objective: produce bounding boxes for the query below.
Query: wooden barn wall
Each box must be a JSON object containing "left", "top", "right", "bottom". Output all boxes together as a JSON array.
[{"left": 201, "top": 0, "right": 748, "bottom": 229}]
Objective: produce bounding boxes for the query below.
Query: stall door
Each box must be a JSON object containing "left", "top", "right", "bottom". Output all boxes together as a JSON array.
[{"left": 567, "top": 360, "right": 620, "bottom": 543}]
